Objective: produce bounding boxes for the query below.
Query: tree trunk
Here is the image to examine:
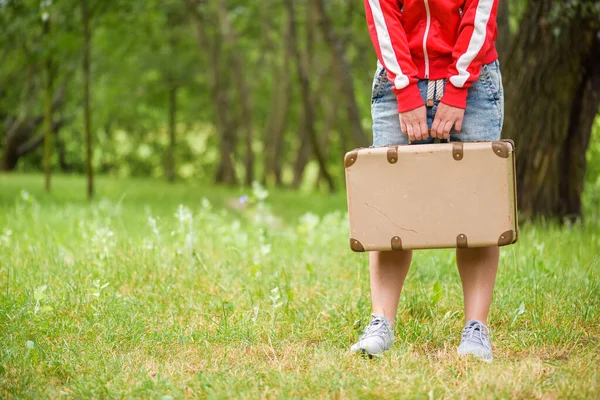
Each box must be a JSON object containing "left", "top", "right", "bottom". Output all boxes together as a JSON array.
[
  {"left": 185, "top": 0, "right": 238, "bottom": 185},
  {"left": 166, "top": 83, "right": 177, "bottom": 182},
  {"left": 495, "top": 0, "right": 511, "bottom": 65},
  {"left": 1, "top": 85, "right": 67, "bottom": 171},
  {"left": 292, "top": 0, "right": 316, "bottom": 189},
  {"left": 559, "top": 35, "right": 600, "bottom": 220},
  {"left": 292, "top": 65, "right": 334, "bottom": 188},
  {"left": 264, "top": 30, "right": 291, "bottom": 187},
  {"left": 341, "top": 0, "right": 356, "bottom": 47},
  {"left": 258, "top": 0, "right": 280, "bottom": 186},
  {"left": 43, "top": 17, "right": 53, "bottom": 191},
  {"left": 317, "top": 97, "right": 337, "bottom": 187},
  {"left": 256, "top": 0, "right": 273, "bottom": 77},
  {"left": 503, "top": 1, "right": 600, "bottom": 220},
  {"left": 313, "top": 0, "right": 369, "bottom": 148},
  {"left": 292, "top": 117, "right": 312, "bottom": 189},
  {"left": 82, "top": 0, "right": 94, "bottom": 200},
  {"left": 216, "top": 2, "right": 254, "bottom": 186},
  {"left": 1, "top": 118, "right": 39, "bottom": 171},
  {"left": 56, "top": 134, "right": 70, "bottom": 172},
  {"left": 212, "top": 48, "right": 238, "bottom": 185},
  {"left": 288, "top": 0, "right": 336, "bottom": 191}
]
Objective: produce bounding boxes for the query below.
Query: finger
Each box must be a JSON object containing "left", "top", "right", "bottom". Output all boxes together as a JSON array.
[
  {"left": 400, "top": 118, "right": 408, "bottom": 136},
  {"left": 455, "top": 116, "right": 463, "bottom": 133},
  {"left": 431, "top": 117, "right": 441, "bottom": 139},
  {"left": 406, "top": 123, "right": 415, "bottom": 142},
  {"left": 413, "top": 124, "right": 422, "bottom": 141},
  {"left": 412, "top": 123, "right": 423, "bottom": 141},
  {"left": 436, "top": 117, "right": 447, "bottom": 137},
  {"left": 417, "top": 123, "right": 427, "bottom": 141},
  {"left": 419, "top": 121, "right": 429, "bottom": 140},
  {"left": 416, "top": 122, "right": 426, "bottom": 141},
  {"left": 443, "top": 120, "right": 454, "bottom": 139}
]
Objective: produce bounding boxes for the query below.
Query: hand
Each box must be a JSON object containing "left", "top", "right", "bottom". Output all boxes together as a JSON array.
[
  {"left": 399, "top": 106, "right": 428, "bottom": 142},
  {"left": 431, "top": 103, "right": 464, "bottom": 140}
]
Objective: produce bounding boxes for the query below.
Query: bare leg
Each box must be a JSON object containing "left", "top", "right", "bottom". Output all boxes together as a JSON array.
[
  {"left": 370, "top": 250, "right": 412, "bottom": 325},
  {"left": 456, "top": 247, "right": 499, "bottom": 324}
]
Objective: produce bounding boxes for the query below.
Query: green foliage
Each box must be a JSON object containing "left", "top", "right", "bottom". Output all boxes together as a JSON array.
[
  {"left": 586, "top": 117, "right": 600, "bottom": 182},
  {"left": 584, "top": 117, "right": 600, "bottom": 220},
  {"left": 508, "top": 0, "right": 528, "bottom": 33},
  {"left": 0, "top": 0, "right": 77, "bottom": 118},
  {"left": 1, "top": 0, "right": 212, "bottom": 178},
  {"left": 0, "top": 0, "right": 378, "bottom": 183},
  {"left": 0, "top": 0, "right": 599, "bottom": 196},
  {"left": 549, "top": 0, "right": 600, "bottom": 26},
  {"left": 0, "top": 174, "right": 598, "bottom": 398}
]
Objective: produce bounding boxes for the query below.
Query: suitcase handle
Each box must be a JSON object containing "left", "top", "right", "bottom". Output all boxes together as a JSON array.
[
  {"left": 406, "top": 131, "right": 448, "bottom": 144},
  {"left": 430, "top": 129, "right": 449, "bottom": 144}
]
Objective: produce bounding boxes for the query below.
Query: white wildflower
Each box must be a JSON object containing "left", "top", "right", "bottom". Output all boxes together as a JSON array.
[
  {"left": 260, "top": 244, "right": 271, "bottom": 256},
  {"left": 175, "top": 205, "right": 193, "bottom": 233},
  {"left": 91, "top": 227, "right": 115, "bottom": 259},
  {"left": 252, "top": 181, "right": 269, "bottom": 201},
  {"left": 1, "top": 229, "right": 12, "bottom": 246},
  {"left": 299, "top": 212, "right": 320, "bottom": 230},
  {"left": 269, "top": 287, "right": 283, "bottom": 324},
  {"left": 270, "top": 287, "right": 283, "bottom": 308},
  {"left": 298, "top": 212, "right": 320, "bottom": 244},
  {"left": 148, "top": 216, "right": 160, "bottom": 242},
  {"left": 201, "top": 198, "right": 211, "bottom": 210},
  {"left": 175, "top": 204, "right": 192, "bottom": 223},
  {"left": 20, "top": 190, "right": 31, "bottom": 202}
]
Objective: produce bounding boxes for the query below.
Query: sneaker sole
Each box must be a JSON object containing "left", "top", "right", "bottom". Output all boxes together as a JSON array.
[
  {"left": 360, "top": 349, "right": 382, "bottom": 359},
  {"left": 457, "top": 350, "right": 493, "bottom": 363}
]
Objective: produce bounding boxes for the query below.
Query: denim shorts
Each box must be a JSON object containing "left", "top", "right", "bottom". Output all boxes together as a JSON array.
[{"left": 371, "top": 59, "right": 504, "bottom": 146}]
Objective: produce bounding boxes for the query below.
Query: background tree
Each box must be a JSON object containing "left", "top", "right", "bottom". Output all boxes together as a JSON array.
[
  {"left": 285, "top": 0, "right": 335, "bottom": 192},
  {"left": 502, "top": 0, "right": 600, "bottom": 220},
  {"left": 42, "top": 3, "right": 54, "bottom": 191},
  {"left": 0, "top": 0, "right": 73, "bottom": 172},
  {"left": 0, "top": 0, "right": 598, "bottom": 220},
  {"left": 186, "top": 0, "right": 239, "bottom": 185},
  {"left": 81, "top": 0, "right": 93, "bottom": 198},
  {"left": 216, "top": 1, "right": 255, "bottom": 186}
]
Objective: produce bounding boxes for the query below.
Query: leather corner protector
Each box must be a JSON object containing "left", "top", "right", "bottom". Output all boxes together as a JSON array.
[
  {"left": 498, "top": 230, "right": 515, "bottom": 246},
  {"left": 391, "top": 236, "right": 403, "bottom": 251},
  {"left": 387, "top": 147, "right": 398, "bottom": 164},
  {"left": 502, "top": 138, "right": 515, "bottom": 149},
  {"left": 457, "top": 234, "right": 468, "bottom": 248},
  {"left": 345, "top": 150, "right": 358, "bottom": 168},
  {"left": 452, "top": 143, "right": 464, "bottom": 161},
  {"left": 350, "top": 238, "right": 365, "bottom": 252},
  {"left": 492, "top": 141, "right": 511, "bottom": 158}
]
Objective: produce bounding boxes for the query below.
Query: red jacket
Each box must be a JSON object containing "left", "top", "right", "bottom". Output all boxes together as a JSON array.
[{"left": 364, "top": 0, "right": 499, "bottom": 112}]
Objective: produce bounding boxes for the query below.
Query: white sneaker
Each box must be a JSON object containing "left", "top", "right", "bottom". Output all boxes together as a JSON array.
[
  {"left": 457, "top": 320, "right": 493, "bottom": 362},
  {"left": 350, "top": 314, "right": 394, "bottom": 357}
]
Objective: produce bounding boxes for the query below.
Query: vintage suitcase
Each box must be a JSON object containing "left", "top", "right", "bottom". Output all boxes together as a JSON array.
[{"left": 344, "top": 140, "right": 518, "bottom": 251}]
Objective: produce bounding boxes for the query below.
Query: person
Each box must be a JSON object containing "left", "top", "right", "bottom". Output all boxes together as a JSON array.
[{"left": 351, "top": 0, "right": 503, "bottom": 362}]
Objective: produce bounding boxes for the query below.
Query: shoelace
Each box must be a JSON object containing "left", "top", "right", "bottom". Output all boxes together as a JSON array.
[
  {"left": 462, "top": 321, "right": 491, "bottom": 349},
  {"left": 362, "top": 314, "right": 390, "bottom": 339}
]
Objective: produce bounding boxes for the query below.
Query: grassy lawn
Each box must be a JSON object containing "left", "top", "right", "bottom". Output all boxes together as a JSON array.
[{"left": 0, "top": 173, "right": 598, "bottom": 399}]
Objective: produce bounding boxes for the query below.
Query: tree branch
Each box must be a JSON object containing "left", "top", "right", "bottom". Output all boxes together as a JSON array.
[{"left": 16, "top": 119, "right": 66, "bottom": 157}]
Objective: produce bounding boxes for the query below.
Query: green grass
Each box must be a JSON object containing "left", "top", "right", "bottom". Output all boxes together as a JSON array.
[{"left": 1, "top": 173, "right": 598, "bottom": 399}]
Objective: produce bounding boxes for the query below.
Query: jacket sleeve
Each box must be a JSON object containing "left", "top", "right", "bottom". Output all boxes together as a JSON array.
[
  {"left": 364, "top": 0, "right": 423, "bottom": 113},
  {"left": 441, "top": 0, "right": 499, "bottom": 109}
]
